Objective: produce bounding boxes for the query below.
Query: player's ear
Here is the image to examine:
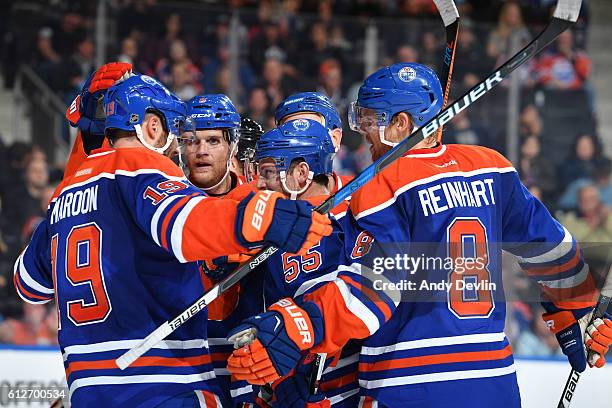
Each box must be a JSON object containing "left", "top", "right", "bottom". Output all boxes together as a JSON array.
[
  {"left": 296, "top": 162, "right": 310, "bottom": 185},
  {"left": 143, "top": 113, "right": 163, "bottom": 144},
  {"left": 330, "top": 128, "right": 342, "bottom": 150},
  {"left": 396, "top": 112, "right": 412, "bottom": 133}
]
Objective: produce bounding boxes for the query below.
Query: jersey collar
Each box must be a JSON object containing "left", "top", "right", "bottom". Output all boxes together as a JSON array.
[{"left": 404, "top": 144, "right": 446, "bottom": 158}]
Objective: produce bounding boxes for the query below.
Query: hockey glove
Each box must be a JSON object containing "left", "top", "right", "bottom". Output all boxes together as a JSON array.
[
  {"left": 270, "top": 354, "right": 330, "bottom": 408},
  {"left": 66, "top": 62, "right": 133, "bottom": 141},
  {"left": 201, "top": 253, "right": 253, "bottom": 281},
  {"left": 227, "top": 298, "right": 324, "bottom": 385},
  {"left": 543, "top": 308, "right": 612, "bottom": 372},
  {"left": 235, "top": 191, "right": 332, "bottom": 255}
]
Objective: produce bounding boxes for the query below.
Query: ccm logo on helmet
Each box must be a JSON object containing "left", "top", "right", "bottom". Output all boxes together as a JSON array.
[
  {"left": 275, "top": 298, "right": 312, "bottom": 345},
  {"left": 251, "top": 190, "right": 274, "bottom": 231}
]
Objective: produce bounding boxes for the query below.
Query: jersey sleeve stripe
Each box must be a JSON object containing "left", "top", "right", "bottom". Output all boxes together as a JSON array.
[
  {"left": 170, "top": 196, "right": 206, "bottom": 263},
  {"left": 62, "top": 338, "right": 209, "bottom": 360},
  {"left": 65, "top": 354, "right": 213, "bottom": 379},
  {"left": 13, "top": 271, "right": 52, "bottom": 303},
  {"left": 361, "top": 332, "right": 507, "bottom": 355},
  {"left": 521, "top": 245, "right": 581, "bottom": 277},
  {"left": 358, "top": 344, "right": 513, "bottom": 372},
  {"left": 15, "top": 252, "right": 54, "bottom": 294},
  {"left": 151, "top": 195, "right": 182, "bottom": 246},
  {"left": 537, "top": 263, "right": 589, "bottom": 289},
  {"left": 160, "top": 193, "right": 198, "bottom": 250},
  {"left": 295, "top": 270, "right": 340, "bottom": 297},
  {"left": 516, "top": 227, "right": 573, "bottom": 264},
  {"left": 332, "top": 279, "right": 380, "bottom": 335},
  {"left": 320, "top": 371, "right": 358, "bottom": 391},
  {"left": 338, "top": 275, "right": 393, "bottom": 322}
]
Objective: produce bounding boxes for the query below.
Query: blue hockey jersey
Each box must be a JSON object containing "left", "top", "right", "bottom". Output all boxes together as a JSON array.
[
  {"left": 299, "top": 144, "right": 596, "bottom": 408},
  {"left": 13, "top": 147, "right": 252, "bottom": 407}
]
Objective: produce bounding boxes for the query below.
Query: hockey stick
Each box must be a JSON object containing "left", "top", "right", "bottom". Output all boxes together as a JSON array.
[
  {"left": 557, "top": 265, "right": 612, "bottom": 408},
  {"left": 116, "top": 0, "right": 581, "bottom": 370},
  {"left": 309, "top": 353, "right": 327, "bottom": 394},
  {"left": 432, "top": 0, "right": 460, "bottom": 143}
]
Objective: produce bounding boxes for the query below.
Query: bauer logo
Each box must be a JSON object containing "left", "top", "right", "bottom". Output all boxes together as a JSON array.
[
  {"left": 398, "top": 66, "right": 417, "bottom": 82},
  {"left": 292, "top": 119, "right": 310, "bottom": 131}
]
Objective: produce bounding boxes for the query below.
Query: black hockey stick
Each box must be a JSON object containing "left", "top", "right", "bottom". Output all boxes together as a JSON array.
[
  {"left": 557, "top": 266, "right": 612, "bottom": 408},
  {"left": 433, "top": 0, "right": 460, "bottom": 143},
  {"left": 116, "top": 0, "right": 581, "bottom": 370}
]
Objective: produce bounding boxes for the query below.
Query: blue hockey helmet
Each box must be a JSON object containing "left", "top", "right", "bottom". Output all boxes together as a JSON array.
[
  {"left": 349, "top": 63, "right": 443, "bottom": 136},
  {"left": 256, "top": 119, "right": 335, "bottom": 198},
  {"left": 274, "top": 92, "right": 342, "bottom": 130},
  {"left": 104, "top": 74, "right": 190, "bottom": 153},
  {"left": 187, "top": 94, "right": 241, "bottom": 143}
]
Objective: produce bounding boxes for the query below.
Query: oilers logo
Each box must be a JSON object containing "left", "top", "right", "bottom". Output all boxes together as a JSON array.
[
  {"left": 292, "top": 119, "right": 310, "bottom": 131},
  {"left": 398, "top": 66, "right": 417, "bottom": 82},
  {"left": 141, "top": 75, "right": 161, "bottom": 86}
]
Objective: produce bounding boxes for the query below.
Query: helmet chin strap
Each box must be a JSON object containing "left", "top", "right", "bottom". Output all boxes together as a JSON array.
[
  {"left": 280, "top": 170, "right": 314, "bottom": 200},
  {"left": 201, "top": 142, "right": 238, "bottom": 192},
  {"left": 134, "top": 124, "right": 176, "bottom": 155},
  {"left": 378, "top": 125, "right": 419, "bottom": 147}
]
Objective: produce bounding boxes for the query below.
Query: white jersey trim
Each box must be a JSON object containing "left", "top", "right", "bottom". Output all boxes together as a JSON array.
[
  {"left": 358, "top": 364, "right": 516, "bottom": 389},
  {"left": 69, "top": 371, "right": 216, "bottom": 399},
  {"left": 63, "top": 338, "right": 209, "bottom": 361},
  {"left": 361, "top": 332, "right": 507, "bottom": 355},
  {"left": 150, "top": 195, "right": 182, "bottom": 247},
  {"left": 354, "top": 166, "right": 516, "bottom": 220},
  {"left": 538, "top": 263, "right": 589, "bottom": 289},
  {"left": 15, "top": 251, "right": 54, "bottom": 294},
  {"left": 51, "top": 168, "right": 188, "bottom": 202},
  {"left": 334, "top": 279, "right": 380, "bottom": 335},
  {"left": 323, "top": 352, "right": 359, "bottom": 374},
  {"left": 517, "top": 226, "right": 573, "bottom": 264},
  {"left": 230, "top": 384, "right": 254, "bottom": 398},
  {"left": 171, "top": 196, "right": 206, "bottom": 263},
  {"left": 329, "top": 388, "right": 359, "bottom": 405},
  {"left": 404, "top": 145, "right": 447, "bottom": 158}
]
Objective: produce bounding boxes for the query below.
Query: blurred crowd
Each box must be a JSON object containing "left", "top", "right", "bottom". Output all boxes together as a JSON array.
[{"left": 0, "top": 0, "right": 610, "bottom": 359}]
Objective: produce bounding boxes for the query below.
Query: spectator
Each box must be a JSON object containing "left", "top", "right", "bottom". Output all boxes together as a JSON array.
[
  {"left": 317, "top": 59, "right": 346, "bottom": 114},
  {"left": 245, "top": 86, "right": 272, "bottom": 127},
  {"left": 0, "top": 303, "right": 57, "bottom": 345},
  {"left": 202, "top": 42, "right": 255, "bottom": 104},
  {"left": 419, "top": 31, "right": 441, "bottom": 72},
  {"left": 34, "top": 27, "right": 61, "bottom": 83},
  {"left": 532, "top": 30, "right": 591, "bottom": 90},
  {"left": 259, "top": 57, "right": 293, "bottom": 109},
  {"left": 453, "top": 21, "right": 495, "bottom": 89},
  {"left": 519, "top": 105, "right": 544, "bottom": 139},
  {"left": 117, "top": 37, "right": 138, "bottom": 66},
  {"left": 558, "top": 158, "right": 612, "bottom": 210},
  {"left": 155, "top": 39, "right": 202, "bottom": 94},
  {"left": 443, "top": 109, "right": 493, "bottom": 148},
  {"left": 249, "top": 21, "right": 289, "bottom": 74},
  {"left": 560, "top": 184, "right": 612, "bottom": 243},
  {"left": 559, "top": 133, "right": 603, "bottom": 187},
  {"left": 4, "top": 157, "right": 49, "bottom": 244},
  {"left": 518, "top": 134, "right": 557, "bottom": 206},
  {"left": 395, "top": 44, "right": 419, "bottom": 64},
  {"left": 487, "top": 3, "right": 531, "bottom": 66}
]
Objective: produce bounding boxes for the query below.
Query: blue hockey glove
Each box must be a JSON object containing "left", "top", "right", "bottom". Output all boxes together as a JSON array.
[
  {"left": 543, "top": 307, "right": 612, "bottom": 372},
  {"left": 235, "top": 191, "right": 332, "bottom": 255},
  {"left": 271, "top": 354, "right": 330, "bottom": 408},
  {"left": 227, "top": 298, "right": 324, "bottom": 385}
]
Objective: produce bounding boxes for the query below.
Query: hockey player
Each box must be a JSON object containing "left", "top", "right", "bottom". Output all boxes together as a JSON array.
[
  {"left": 274, "top": 92, "right": 351, "bottom": 194},
  {"left": 251, "top": 119, "right": 359, "bottom": 407},
  {"left": 13, "top": 74, "right": 332, "bottom": 407},
  {"left": 181, "top": 94, "right": 244, "bottom": 196},
  {"left": 64, "top": 62, "right": 134, "bottom": 178},
  {"left": 226, "top": 63, "right": 612, "bottom": 407}
]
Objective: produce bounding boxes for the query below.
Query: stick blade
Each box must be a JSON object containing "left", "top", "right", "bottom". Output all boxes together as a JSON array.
[
  {"left": 553, "top": 0, "right": 582, "bottom": 22},
  {"left": 432, "top": 0, "right": 459, "bottom": 26}
]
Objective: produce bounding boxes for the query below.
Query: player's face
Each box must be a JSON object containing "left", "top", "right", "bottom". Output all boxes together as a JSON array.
[
  {"left": 257, "top": 159, "right": 283, "bottom": 192},
  {"left": 183, "top": 129, "right": 232, "bottom": 188},
  {"left": 355, "top": 108, "right": 390, "bottom": 161}
]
